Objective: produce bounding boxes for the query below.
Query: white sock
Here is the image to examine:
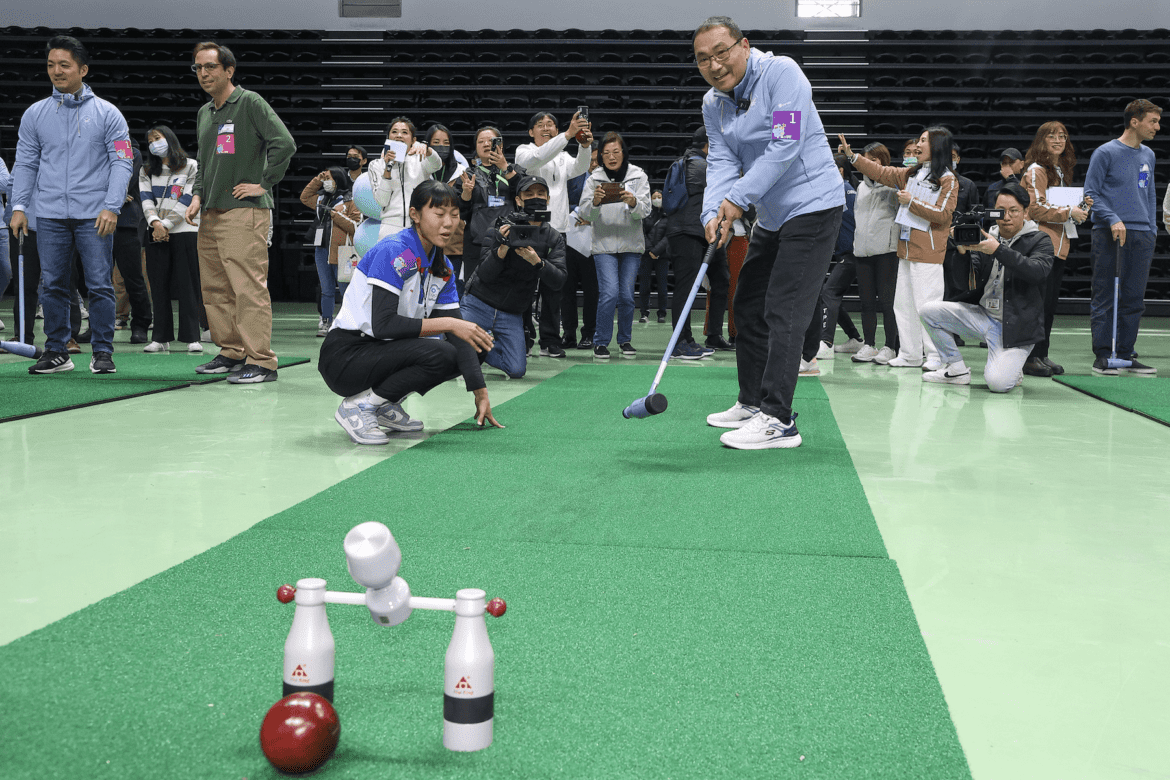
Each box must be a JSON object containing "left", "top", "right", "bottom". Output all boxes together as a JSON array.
[
  {"left": 949, "top": 360, "right": 969, "bottom": 373},
  {"left": 345, "top": 389, "right": 387, "bottom": 406}
]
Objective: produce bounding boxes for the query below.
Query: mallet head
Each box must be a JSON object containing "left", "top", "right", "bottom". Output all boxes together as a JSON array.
[{"left": 622, "top": 393, "right": 668, "bottom": 419}]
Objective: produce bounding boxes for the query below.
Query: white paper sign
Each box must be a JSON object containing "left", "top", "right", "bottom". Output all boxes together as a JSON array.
[{"left": 1046, "top": 187, "right": 1084, "bottom": 208}]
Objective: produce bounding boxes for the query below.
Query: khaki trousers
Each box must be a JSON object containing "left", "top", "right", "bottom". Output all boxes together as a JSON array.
[{"left": 198, "top": 208, "right": 277, "bottom": 369}]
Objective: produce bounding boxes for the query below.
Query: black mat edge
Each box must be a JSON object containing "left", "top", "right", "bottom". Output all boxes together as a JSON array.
[
  {"left": 0, "top": 381, "right": 193, "bottom": 424},
  {"left": 1053, "top": 376, "right": 1170, "bottom": 429}
]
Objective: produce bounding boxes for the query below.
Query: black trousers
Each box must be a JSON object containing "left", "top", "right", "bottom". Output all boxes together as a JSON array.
[
  {"left": 1031, "top": 254, "right": 1066, "bottom": 360},
  {"left": 8, "top": 230, "right": 41, "bottom": 344},
  {"left": 637, "top": 251, "right": 669, "bottom": 317},
  {"left": 146, "top": 232, "right": 201, "bottom": 343},
  {"left": 818, "top": 254, "right": 861, "bottom": 346},
  {"left": 668, "top": 233, "right": 730, "bottom": 342},
  {"left": 318, "top": 328, "right": 480, "bottom": 402},
  {"left": 113, "top": 226, "right": 152, "bottom": 331},
  {"left": 735, "top": 207, "right": 842, "bottom": 421},
  {"left": 561, "top": 244, "right": 598, "bottom": 344},
  {"left": 536, "top": 280, "right": 561, "bottom": 348},
  {"left": 854, "top": 251, "right": 899, "bottom": 350}
]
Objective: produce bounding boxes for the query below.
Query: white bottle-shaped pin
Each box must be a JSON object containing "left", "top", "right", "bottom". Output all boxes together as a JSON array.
[
  {"left": 283, "top": 578, "right": 336, "bottom": 702},
  {"left": 443, "top": 588, "right": 494, "bottom": 751}
]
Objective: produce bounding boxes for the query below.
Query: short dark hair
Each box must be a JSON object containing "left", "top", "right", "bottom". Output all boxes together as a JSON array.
[
  {"left": 193, "top": 41, "right": 236, "bottom": 71},
  {"left": 346, "top": 145, "right": 367, "bottom": 160},
  {"left": 996, "top": 182, "right": 1031, "bottom": 209},
  {"left": 862, "top": 142, "right": 891, "bottom": 166},
  {"left": 386, "top": 117, "right": 417, "bottom": 142},
  {"left": 528, "top": 112, "right": 556, "bottom": 131},
  {"left": 833, "top": 153, "right": 850, "bottom": 172},
  {"left": 1124, "top": 99, "right": 1162, "bottom": 129},
  {"left": 46, "top": 35, "right": 88, "bottom": 67},
  {"left": 693, "top": 16, "right": 742, "bottom": 43}
]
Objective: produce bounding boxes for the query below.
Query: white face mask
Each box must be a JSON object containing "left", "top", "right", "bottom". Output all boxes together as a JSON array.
[
  {"left": 322, "top": 180, "right": 336, "bottom": 193},
  {"left": 652, "top": 198, "right": 663, "bottom": 208},
  {"left": 149, "top": 140, "right": 169, "bottom": 157}
]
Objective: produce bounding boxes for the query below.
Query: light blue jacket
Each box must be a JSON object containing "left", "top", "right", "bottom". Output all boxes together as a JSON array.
[
  {"left": 11, "top": 84, "right": 133, "bottom": 221},
  {"left": 701, "top": 49, "right": 844, "bottom": 232}
]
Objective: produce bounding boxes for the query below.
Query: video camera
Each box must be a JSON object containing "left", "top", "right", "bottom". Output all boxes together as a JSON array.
[
  {"left": 500, "top": 206, "right": 550, "bottom": 247},
  {"left": 953, "top": 206, "right": 1005, "bottom": 245}
]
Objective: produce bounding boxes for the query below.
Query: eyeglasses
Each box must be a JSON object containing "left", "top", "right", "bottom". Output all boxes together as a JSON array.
[
  {"left": 695, "top": 38, "right": 743, "bottom": 70},
  {"left": 190, "top": 63, "right": 221, "bottom": 74},
  {"left": 1045, "top": 133, "right": 1068, "bottom": 141}
]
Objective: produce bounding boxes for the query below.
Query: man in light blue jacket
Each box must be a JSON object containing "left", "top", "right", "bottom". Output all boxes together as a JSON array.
[
  {"left": 695, "top": 16, "right": 844, "bottom": 450},
  {"left": 10, "top": 35, "right": 132, "bottom": 374}
]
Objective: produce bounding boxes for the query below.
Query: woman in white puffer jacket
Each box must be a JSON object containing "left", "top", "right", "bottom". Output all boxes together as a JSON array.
[
  {"left": 366, "top": 117, "right": 442, "bottom": 235},
  {"left": 577, "top": 132, "right": 651, "bottom": 359}
]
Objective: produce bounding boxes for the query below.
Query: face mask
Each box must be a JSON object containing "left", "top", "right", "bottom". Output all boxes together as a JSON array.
[
  {"left": 652, "top": 198, "right": 663, "bottom": 209},
  {"left": 432, "top": 145, "right": 453, "bottom": 163},
  {"left": 523, "top": 198, "right": 548, "bottom": 213},
  {"left": 345, "top": 157, "right": 361, "bottom": 171},
  {"left": 322, "top": 180, "right": 336, "bottom": 193},
  {"left": 903, "top": 156, "right": 918, "bottom": 167},
  {"left": 149, "top": 140, "right": 169, "bottom": 157}
]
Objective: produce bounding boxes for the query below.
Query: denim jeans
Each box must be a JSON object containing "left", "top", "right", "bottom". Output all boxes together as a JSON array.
[
  {"left": 920, "top": 300, "right": 1033, "bottom": 393},
  {"left": 0, "top": 229, "right": 10, "bottom": 297},
  {"left": 38, "top": 218, "right": 115, "bottom": 353},
  {"left": 460, "top": 292, "right": 528, "bottom": 378},
  {"left": 314, "top": 245, "right": 337, "bottom": 321},
  {"left": 593, "top": 252, "right": 640, "bottom": 346},
  {"left": 1090, "top": 227, "right": 1155, "bottom": 358}
]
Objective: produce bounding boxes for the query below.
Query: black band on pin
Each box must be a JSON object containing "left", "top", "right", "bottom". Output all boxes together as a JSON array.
[{"left": 444, "top": 692, "right": 494, "bottom": 724}]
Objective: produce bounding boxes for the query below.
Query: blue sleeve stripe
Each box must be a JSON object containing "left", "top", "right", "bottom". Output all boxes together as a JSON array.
[{"left": 178, "top": 195, "right": 193, "bottom": 206}]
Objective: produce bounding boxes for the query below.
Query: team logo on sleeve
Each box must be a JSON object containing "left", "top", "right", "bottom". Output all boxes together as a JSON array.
[
  {"left": 114, "top": 140, "right": 132, "bottom": 159},
  {"left": 771, "top": 111, "right": 802, "bottom": 141},
  {"left": 393, "top": 248, "right": 422, "bottom": 278}
]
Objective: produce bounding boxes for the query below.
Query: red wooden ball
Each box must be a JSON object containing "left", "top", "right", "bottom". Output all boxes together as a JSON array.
[
  {"left": 259, "top": 693, "right": 340, "bottom": 774},
  {"left": 276, "top": 585, "right": 296, "bottom": 604},
  {"left": 486, "top": 598, "right": 507, "bottom": 617}
]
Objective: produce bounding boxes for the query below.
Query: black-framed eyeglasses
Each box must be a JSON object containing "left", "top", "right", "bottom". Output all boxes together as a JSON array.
[
  {"left": 190, "top": 63, "right": 221, "bottom": 74},
  {"left": 695, "top": 38, "right": 743, "bottom": 70}
]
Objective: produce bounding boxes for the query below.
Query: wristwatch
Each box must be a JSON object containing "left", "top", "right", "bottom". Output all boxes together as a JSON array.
[{"left": 504, "top": 164, "right": 515, "bottom": 176}]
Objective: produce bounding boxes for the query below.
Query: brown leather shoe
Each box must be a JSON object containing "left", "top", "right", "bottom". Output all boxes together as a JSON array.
[{"left": 66, "top": 339, "right": 82, "bottom": 354}]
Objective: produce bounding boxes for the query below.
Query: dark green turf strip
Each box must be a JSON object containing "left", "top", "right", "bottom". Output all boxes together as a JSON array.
[
  {"left": 0, "top": 363, "right": 970, "bottom": 779},
  {"left": 0, "top": 536, "right": 970, "bottom": 780},
  {"left": 259, "top": 367, "right": 884, "bottom": 560},
  {"left": 0, "top": 377, "right": 191, "bottom": 422},
  {"left": 0, "top": 355, "right": 311, "bottom": 422},
  {"left": 1055, "top": 375, "right": 1170, "bottom": 427}
]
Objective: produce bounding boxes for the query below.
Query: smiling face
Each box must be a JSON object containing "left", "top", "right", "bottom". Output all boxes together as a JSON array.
[
  {"left": 194, "top": 48, "right": 233, "bottom": 97},
  {"left": 529, "top": 115, "right": 559, "bottom": 147},
  {"left": 429, "top": 129, "right": 450, "bottom": 148},
  {"left": 915, "top": 131, "right": 932, "bottom": 163},
  {"left": 388, "top": 122, "right": 414, "bottom": 145},
  {"left": 47, "top": 48, "right": 87, "bottom": 95},
  {"left": 1130, "top": 111, "right": 1161, "bottom": 142},
  {"left": 1045, "top": 129, "right": 1067, "bottom": 158},
  {"left": 693, "top": 26, "right": 749, "bottom": 93}
]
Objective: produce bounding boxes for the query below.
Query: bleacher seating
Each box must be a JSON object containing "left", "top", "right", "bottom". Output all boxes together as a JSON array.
[{"left": 1, "top": 25, "right": 1168, "bottom": 307}]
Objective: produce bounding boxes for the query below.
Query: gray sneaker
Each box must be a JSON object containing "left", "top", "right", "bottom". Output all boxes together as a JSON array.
[
  {"left": 375, "top": 400, "right": 423, "bottom": 432},
  {"left": 336, "top": 398, "right": 390, "bottom": 445}
]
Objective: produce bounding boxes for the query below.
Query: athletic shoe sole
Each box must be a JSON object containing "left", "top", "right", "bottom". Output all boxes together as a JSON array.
[
  {"left": 31, "top": 361, "right": 75, "bottom": 374},
  {"left": 376, "top": 413, "right": 423, "bottom": 432},
  {"left": 335, "top": 408, "right": 390, "bottom": 445},
  {"left": 719, "top": 430, "right": 803, "bottom": 450},
  {"left": 227, "top": 370, "right": 278, "bottom": 384}
]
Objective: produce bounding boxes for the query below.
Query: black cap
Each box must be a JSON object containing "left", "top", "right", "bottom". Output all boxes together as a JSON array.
[
  {"left": 516, "top": 174, "right": 549, "bottom": 194},
  {"left": 691, "top": 125, "right": 708, "bottom": 147},
  {"left": 1000, "top": 147, "right": 1023, "bottom": 162}
]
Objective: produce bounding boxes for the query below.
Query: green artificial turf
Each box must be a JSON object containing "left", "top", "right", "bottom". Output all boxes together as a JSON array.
[
  {"left": 0, "top": 354, "right": 311, "bottom": 422},
  {"left": 0, "top": 364, "right": 971, "bottom": 779},
  {"left": 1055, "top": 374, "right": 1170, "bottom": 428}
]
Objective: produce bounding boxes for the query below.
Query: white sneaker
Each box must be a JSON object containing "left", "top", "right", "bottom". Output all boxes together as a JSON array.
[
  {"left": 922, "top": 359, "right": 944, "bottom": 371},
  {"left": 335, "top": 398, "right": 390, "bottom": 445},
  {"left": 834, "top": 337, "right": 863, "bottom": 354},
  {"left": 887, "top": 355, "right": 924, "bottom": 368},
  {"left": 799, "top": 358, "right": 820, "bottom": 376},
  {"left": 317, "top": 318, "right": 331, "bottom": 338},
  {"left": 0, "top": 317, "right": 5, "bottom": 331},
  {"left": 851, "top": 344, "right": 879, "bottom": 363},
  {"left": 922, "top": 364, "right": 971, "bottom": 385},
  {"left": 873, "top": 346, "right": 897, "bottom": 365},
  {"left": 816, "top": 341, "right": 834, "bottom": 360},
  {"left": 706, "top": 401, "right": 760, "bottom": 429},
  {"left": 720, "top": 412, "right": 802, "bottom": 450},
  {"left": 79, "top": 302, "right": 89, "bottom": 320},
  {"left": 187, "top": 342, "right": 203, "bottom": 353},
  {"left": 143, "top": 341, "right": 170, "bottom": 353},
  {"left": 35, "top": 305, "right": 44, "bottom": 320},
  {"left": 376, "top": 400, "right": 423, "bottom": 432},
  {"left": 201, "top": 329, "right": 212, "bottom": 343}
]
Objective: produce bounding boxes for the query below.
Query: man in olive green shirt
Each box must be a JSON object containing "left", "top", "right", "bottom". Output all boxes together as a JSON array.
[{"left": 185, "top": 42, "right": 295, "bottom": 383}]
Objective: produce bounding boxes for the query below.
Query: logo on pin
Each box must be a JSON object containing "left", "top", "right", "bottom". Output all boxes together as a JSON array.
[
  {"left": 454, "top": 676, "right": 474, "bottom": 696},
  {"left": 291, "top": 664, "right": 310, "bottom": 682}
]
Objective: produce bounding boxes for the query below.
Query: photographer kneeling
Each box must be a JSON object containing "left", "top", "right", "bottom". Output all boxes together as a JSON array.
[
  {"left": 318, "top": 181, "right": 502, "bottom": 445},
  {"left": 919, "top": 183, "right": 1054, "bottom": 392},
  {"left": 462, "top": 175, "right": 567, "bottom": 379}
]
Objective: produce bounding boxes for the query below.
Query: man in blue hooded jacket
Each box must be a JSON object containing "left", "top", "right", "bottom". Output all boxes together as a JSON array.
[
  {"left": 695, "top": 16, "right": 844, "bottom": 450},
  {"left": 10, "top": 35, "right": 132, "bottom": 374}
]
